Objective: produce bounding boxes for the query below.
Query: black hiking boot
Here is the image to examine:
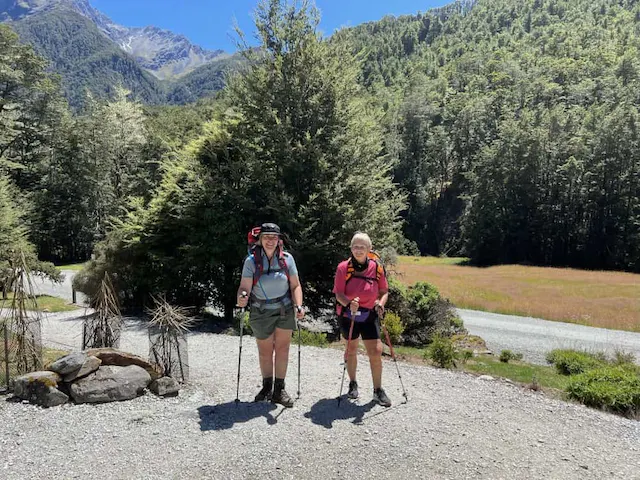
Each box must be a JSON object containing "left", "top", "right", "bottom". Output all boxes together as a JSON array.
[
  {"left": 272, "top": 378, "right": 294, "bottom": 408},
  {"left": 254, "top": 377, "right": 273, "bottom": 402},
  {"left": 347, "top": 380, "right": 359, "bottom": 399},
  {"left": 373, "top": 387, "right": 392, "bottom": 407}
]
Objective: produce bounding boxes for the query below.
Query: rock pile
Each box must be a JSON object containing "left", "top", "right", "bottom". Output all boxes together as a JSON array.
[{"left": 13, "top": 349, "right": 179, "bottom": 407}]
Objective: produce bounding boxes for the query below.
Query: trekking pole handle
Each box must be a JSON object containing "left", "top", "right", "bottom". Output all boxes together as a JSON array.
[{"left": 237, "top": 291, "right": 248, "bottom": 308}]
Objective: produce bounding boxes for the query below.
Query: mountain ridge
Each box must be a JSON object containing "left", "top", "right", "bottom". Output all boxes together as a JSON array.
[{"left": 0, "top": 0, "right": 226, "bottom": 79}]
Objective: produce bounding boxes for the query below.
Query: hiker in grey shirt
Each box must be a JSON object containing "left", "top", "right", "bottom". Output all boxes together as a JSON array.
[{"left": 237, "top": 223, "right": 304, "bottom": 407}]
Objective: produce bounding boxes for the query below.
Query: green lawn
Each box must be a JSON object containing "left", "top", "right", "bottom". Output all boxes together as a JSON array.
[
  {"left": 0, "top": 294, "right": 78, "bottom": 313},
  {"left": 55, "top": 262, "right": 86, "bottom": 271},
  {"left": 462, "top": 356, "right": 571, "bottom": 391},
  {"left": 392, "top": 345, "right": 569, "bottom": 392}
]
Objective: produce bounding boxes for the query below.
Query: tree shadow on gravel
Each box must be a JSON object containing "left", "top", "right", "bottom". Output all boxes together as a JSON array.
[
  {"left": 198, "top": 401, "right": 280, "bottom": 430},
  {"left": 304, "top": 397, "right": 376, "bottom": 429}
]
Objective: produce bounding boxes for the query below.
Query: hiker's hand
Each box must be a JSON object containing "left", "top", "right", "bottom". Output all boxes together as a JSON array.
[
  {"left": 374, "top": 300, "right": 384, "bottom": 317},
  {"left": 237, "top": 291, "right": 248, "bottom": 308},
  {"left": 350, "top": 297, "right": 360, "bottom": 315},
  {"left": 295, "top": 305, "right": 305, "bottom": 320}
]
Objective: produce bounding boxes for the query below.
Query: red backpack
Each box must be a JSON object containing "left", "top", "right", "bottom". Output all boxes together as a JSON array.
[{"left": 247, "top": 226, "right": 290, "bottom": 286}]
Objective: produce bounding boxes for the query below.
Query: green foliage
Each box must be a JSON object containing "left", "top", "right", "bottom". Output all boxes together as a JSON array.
[
  {"left": 297, "top": 328, "right": 329, "bottom": 347},
  {"left": 499, "top": 349, "right": 523, "bottom": 363},
  {"left": 403, "top": 281, "right": 462, "bottom": 345},
  {"left": 77, "top": 0, "right": 407, "bottom": 316},
  {"left": 424, "top": 334, "right": 457, "bottom": 369},
  {"left": 385, "top": 277, "right": 463, "bottom": 346},
  {"left": 335, "top": 0, "right": 640, "bottom": 272},
  {"left": 612, "top": 350, "right": 636, "bottom": 366},
  {"left": 382, "top": 311, "right": 404, "bottom": 344},
  {"left": 0, "top": 175, "right": 60, "bottom": 291},
  {"left": 566, "top": 366, "right": 640, "bottom": 416},
  {"left": 459, "top": 349, "right": 473, "bottom": 364},
  {"left": 546, "top": 349, "right": 607, "bottom": 376}
]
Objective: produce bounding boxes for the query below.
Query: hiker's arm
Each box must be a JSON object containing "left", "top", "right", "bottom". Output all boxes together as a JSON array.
[
  {"left": 334, "top": 263, "right": 358, "bottom": 313},
  {"left": 333, "top": 263, "right": 349, "bottom": 307},
  {"left": 237, "top": 277, "right": 252, "bottom": 307},
  {"left": 289, "top": 274, "right": 303, "bottom": 306},
  {"left": 375, "top": 288, "right": 388, "bottom": 315},
  {"left": 335, "top": 292, "right": 351, "bottom": 308},
  {"left": 289, "top": 274, "right": 304, "bottom": 319}
]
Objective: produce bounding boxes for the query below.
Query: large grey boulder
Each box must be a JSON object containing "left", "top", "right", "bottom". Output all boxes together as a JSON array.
[
  {"left": 149, "top": 376, "right": 180, "bottom": 397},
  {"left": 48, "top": 352, "right": 88, "bottom": 375},
  {"left": 70, "top": 365, "right": 151, "bottom": 404},
  {"left": 63, "top": 355, "right": 102, "bottom": 382},
  {"left": 13, "top": 371, "right": 68, "bottom": 407}
]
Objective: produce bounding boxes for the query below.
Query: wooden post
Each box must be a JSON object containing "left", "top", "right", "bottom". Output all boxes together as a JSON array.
[{"left": 3, "top": 323, "right": 9, "bottom": 390}]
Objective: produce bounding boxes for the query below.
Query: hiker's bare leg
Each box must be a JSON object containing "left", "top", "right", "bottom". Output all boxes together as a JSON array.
[
  {"left": 364, "top": 339, "right": 383, "bottom": 389},
  {"left": 347, "top": 337, "right": 359, "bottom": 381},
  {"left": 274, "top": 327, "right": 292, "bottom": 379},
  {"left": 256, "top": 335, "right": 275, "bottom": 378}
]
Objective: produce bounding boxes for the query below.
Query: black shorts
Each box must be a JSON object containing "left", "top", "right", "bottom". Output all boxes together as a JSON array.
[{"left": 339, "top": 313, "right": 381, "bottom": 341}]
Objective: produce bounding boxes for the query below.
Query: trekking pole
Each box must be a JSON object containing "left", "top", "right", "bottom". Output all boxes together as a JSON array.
[
  {"left": 381, "top": 311, "right": 408, "bottom": 403},
  {"left": 235, "top": 291, "right": 248, "bottom": 406},
  {"left": 337, "top": 314, "right": 356, "bottom": 406},
  {"left": 296, "top": 306, "right": 303, "bottom": 399}
]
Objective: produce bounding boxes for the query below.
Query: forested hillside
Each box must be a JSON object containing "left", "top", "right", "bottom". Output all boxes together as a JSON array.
[{"left": 337, "top": 0, "right": 639, "bottom": 271}]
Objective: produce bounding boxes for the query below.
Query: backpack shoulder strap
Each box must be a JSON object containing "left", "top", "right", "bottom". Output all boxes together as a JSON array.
[
  {"left": 345, "top": 257, "right": 355, "bottom": 283},
  {"left": 345, "top": 257, "right": 384, "bottom": 284},
  {"left": 278, "top": 248, "right": 290, "bottom": 282},
  {"left": 251, "top": 246, "right": 264, "bottom": 286}
]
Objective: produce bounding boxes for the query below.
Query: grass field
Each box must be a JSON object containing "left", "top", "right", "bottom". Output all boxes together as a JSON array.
[
  {"left": 0, "top": 294, "right": 77, "bottom": 313},
  {"left": 396, "top": 256, "right": 640, "bottom": 332},
  {"left": 55, "top": 262, "right": 86, "bottom": 271}
]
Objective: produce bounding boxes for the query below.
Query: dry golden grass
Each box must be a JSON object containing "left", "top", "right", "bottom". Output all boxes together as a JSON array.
[{"left": 397, "top": 256, "right": 640, "bottom": 332}]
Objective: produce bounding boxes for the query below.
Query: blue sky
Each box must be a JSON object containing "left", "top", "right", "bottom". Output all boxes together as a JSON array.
[{"left": 90, "top": 0, "right": 450, "bottom": 52}]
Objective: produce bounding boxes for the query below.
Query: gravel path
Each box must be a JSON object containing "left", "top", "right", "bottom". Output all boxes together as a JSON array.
[
  {"left": 31, "top": 269, "right": 87, "bottom": 304},
  {"left": 459, "top": 309, "right": 640, "bottom": 365},
  {"left": 1, "top": 312, "right": 639, "bottom": 479}
]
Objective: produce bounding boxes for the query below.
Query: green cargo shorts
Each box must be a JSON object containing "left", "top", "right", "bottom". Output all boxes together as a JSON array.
[{"left": 249, "top": 304, "right": 296, "bottom": 340}]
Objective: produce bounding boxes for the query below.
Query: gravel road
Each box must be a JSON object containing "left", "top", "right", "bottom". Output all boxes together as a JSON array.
[
  {"left": 31, "top": 269, "right": 87, "bottom": 304},
  {"left": 1, "top": 311, "right": 639, "bottom": 479},
  {"left": 459, "top": 309, "right": 640, "bottom": 365}
]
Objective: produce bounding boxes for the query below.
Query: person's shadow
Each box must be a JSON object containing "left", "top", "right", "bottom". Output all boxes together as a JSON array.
[
  {"left": 198, "top": 401, "right": 280, "bottom": 430},
  {"left": 304, "top": 397, "right": 376, "bottom": 429}
]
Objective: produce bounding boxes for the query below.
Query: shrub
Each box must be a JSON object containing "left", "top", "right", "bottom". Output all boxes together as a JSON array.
[
  {"left": 385, "top": 277, "right": 412, "bottom": 323},
  {"left": 546, "top": 349, "right": 606, "bottom": 375},
  {"left": 566, "top": 366, "right": 640, "bottom": 415},
  {"left": 390, "top": 280, "right": 462, "bottom": 347},
  {"left": 382, "top": 311, "right": 404, "bottom": 344},
  {"left": 450, "top": 314, "right": 466, "bottom": 335},
  {"left": 612, "top": 350, "right": 636, "bottom": 366},
  {"left": 459, "top": 349, "right": 473, "bottom": 364},
  {"left": 500, "top": 350, "right": 523, "bottom": 363},
  {"left": 297, "top": 328, "right": 328, "bottom": 347},
  {"left": 233, "top": 311, "right": 252, "bottom": 336},
  {"left": 425, "top": 334, "right": 457, "bottom": 369}
]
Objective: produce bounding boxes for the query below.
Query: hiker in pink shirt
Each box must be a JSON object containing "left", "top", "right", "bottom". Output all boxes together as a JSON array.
[{"left": 333, "top": 232, "right": 391, "bottom": 407}]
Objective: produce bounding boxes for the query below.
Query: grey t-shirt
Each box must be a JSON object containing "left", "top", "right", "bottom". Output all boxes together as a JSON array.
[{"left": 242, "top": 251, "right": 298, "bottom": 308}]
